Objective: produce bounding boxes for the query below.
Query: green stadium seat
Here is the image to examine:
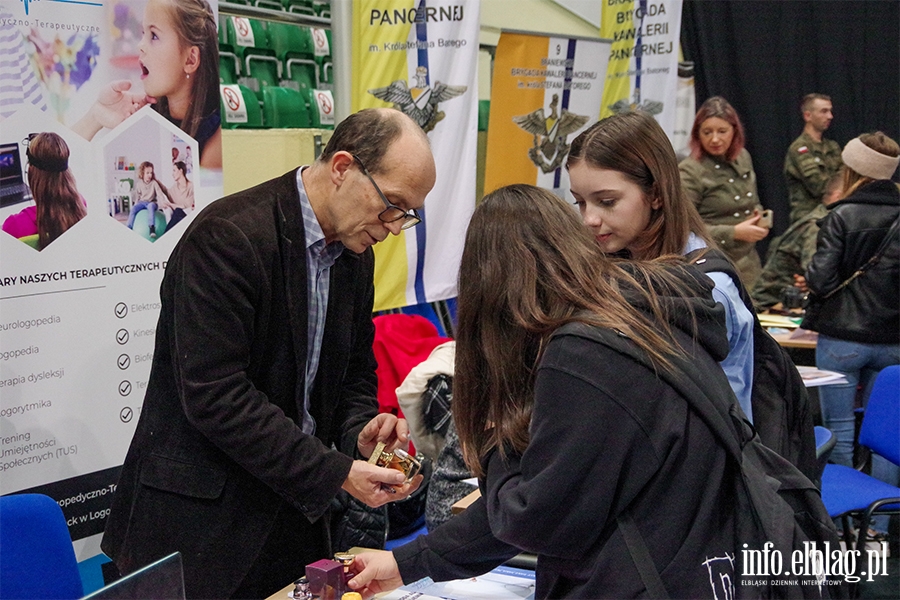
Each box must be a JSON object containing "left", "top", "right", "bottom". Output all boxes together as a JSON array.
[
  {"left": 220, "top": 84, "right": 263, "bottom": 129},
  {"left": 262, "top": 86, "right": 311, "bottom": 128},
  {"left": 254, "top": 0, "right": 284, "bottom": 11},
  {"left": 284, "top": 0, "right": 316, "bottom": 16},
  {"left": 219, "top": 43, "right": 240, "bottom": 84},
  {"left": 225, "top": 16, "right": 282, "bottom": 102},
  {"left": 267, "top": 22, "right": 320, "bottom": 91},
  {"left": 301, "top": 88, "right": 335, "bottom": 130}
]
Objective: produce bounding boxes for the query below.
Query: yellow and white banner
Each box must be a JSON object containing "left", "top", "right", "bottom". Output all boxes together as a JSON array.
[
  {"left": 484, "top": 32, "right": 610, "bottom": 198},
  {"left": 352, "top": 0, "right": 479, "bottom": 311},
  {"left": 600, "top": 0, "right": 683, "bottom": 140}
]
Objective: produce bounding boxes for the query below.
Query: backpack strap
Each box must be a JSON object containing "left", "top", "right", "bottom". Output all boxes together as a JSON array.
[
  {"left": 617, "top": 510, "right": 671, "bottom": 599},
  {"left": 685, "top": 248, "right": 755, "bottom": 314}
]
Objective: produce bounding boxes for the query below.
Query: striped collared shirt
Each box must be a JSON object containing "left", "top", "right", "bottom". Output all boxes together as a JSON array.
[{"left": 297, "top": 168, "right": 344, "bottom": 434}]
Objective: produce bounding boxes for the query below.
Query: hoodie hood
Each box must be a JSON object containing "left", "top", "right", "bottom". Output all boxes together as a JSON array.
[{"left": 620, "top": 261, "right": 731, "bottom": 363}]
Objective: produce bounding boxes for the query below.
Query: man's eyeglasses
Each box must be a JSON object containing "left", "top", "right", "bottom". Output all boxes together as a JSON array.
[{"left": 353, "top": 154, "right": 421, "bottom": 230}]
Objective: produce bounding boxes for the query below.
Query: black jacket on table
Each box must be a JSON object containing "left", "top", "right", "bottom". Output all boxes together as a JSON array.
[
  {"left": 804, "top": 179, "right": 900, "bottom": 344},
  {"left": 101, "top": 170, "right": 379, "bottom": 598},
  {"left": 394, "top": 265, "right": 742, "bottom": 599}
]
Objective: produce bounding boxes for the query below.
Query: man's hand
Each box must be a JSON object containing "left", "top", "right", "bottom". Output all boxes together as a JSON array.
[
  {"left": 341, "top": 461, "right": 424, "bottom": 508},
  {"left": 793, "top": 274, "right": 809, "bottom": 292},
  {"left": 346, "top": 550, "right": 404, "bottom": 597},
  {"left": 357, "top": 413, "right": 410, "bottom": 458}
]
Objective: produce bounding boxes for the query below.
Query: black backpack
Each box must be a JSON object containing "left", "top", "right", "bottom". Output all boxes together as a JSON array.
[
  {"left": 557, "top": 322, "right": 846, "bottom": 599},
  {"left": 687, "top": 248, "right": 819, "bottom": 484}
]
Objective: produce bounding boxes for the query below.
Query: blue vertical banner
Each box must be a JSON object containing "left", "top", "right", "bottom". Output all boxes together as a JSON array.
[{"left": 352, "top": 0, "right": 479, "bottom": 311}]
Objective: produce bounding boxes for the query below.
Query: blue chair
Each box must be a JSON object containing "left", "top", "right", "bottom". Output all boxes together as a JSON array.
[
  {"left": 820, "top": 365, "right": 900, "bottom": 552},
  {"left": 814, "top": 425, "right": 836, "bottom": 485},
  {"left": 0, "top": 493, "right": 83, "bottom": 599}
]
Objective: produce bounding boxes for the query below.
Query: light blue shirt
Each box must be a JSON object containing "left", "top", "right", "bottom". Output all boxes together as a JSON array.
[
  {"left": 684, "top": 233, "right": 756, "bottom": 422},
  {"left": 297, "top": 168, "right": 344, "bottom": 435}
]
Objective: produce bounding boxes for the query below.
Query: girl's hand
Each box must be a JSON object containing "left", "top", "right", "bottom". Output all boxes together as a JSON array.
[
  {"left": 72, "top": 81, "right": 152, "bottom": 140},
  {"left": 733, "top": 213, "right": 769, "bottom": 243},
  {"left": 346, "top": 551, "right": 404, "bottom": 597}
]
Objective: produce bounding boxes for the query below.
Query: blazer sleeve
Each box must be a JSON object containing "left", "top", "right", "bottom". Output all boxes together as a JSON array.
[{"left": 169, "top": 215, "right": 354, "bottom": 516}]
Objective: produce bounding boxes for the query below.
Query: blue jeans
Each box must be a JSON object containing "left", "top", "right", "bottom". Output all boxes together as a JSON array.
[
  {"left": 127, "top": 201, "right": 157, "bottom": 229},
  {"left": 816, "top": 335, "right": 900, "bottom": 468}
]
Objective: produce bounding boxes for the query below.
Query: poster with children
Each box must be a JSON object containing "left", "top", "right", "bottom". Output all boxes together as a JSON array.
[{"left": 0, "top": 0, "right": 223, "bottom": 582}]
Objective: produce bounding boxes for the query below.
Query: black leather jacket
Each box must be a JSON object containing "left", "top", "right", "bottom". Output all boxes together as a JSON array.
[{"left": 805, "top": 179, "right": 899, "bottom": 343}]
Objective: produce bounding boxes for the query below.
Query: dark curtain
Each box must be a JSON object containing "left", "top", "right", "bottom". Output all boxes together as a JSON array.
[{"left": 681, "top": 0, "right": 900, "bottom": 242}]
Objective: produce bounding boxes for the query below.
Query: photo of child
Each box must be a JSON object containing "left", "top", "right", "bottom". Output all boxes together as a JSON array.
[
  {"left": 72, "top": 0, "right": 221, "bottom": 170},
  {"left": 126, "top": 161, "right": 168, "bottom": 238},
  {"left": 104, "top": 111, "right": 198, "bottom": 243}
]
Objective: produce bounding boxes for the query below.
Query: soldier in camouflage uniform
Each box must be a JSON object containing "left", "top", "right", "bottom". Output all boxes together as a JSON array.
[
  {"left": 784, "top": 93, "right": 842, "bottom": 224},
  {"left": 751, "top": 174, "right": 843, "bottom": 310}
]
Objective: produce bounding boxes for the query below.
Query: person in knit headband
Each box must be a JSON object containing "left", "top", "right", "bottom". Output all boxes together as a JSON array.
[
  {"left": 840, "top": 132, "right": 900, "bottom": 194},
  {"left": 799, "top": 129, "right": 899, "bottom": 537},
  {"left": 1, "top": 132, "right": 87, "bottom": 250}
]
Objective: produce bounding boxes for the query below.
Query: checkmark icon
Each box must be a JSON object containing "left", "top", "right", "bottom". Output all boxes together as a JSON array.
[
  {"left": 117, "top": 354, "right": 131, "bottom": 369},
  {"left": 115, "top": 303, "right": 128, "bottom": 319},
  {"left": 119, "top": 381, "right": 132, "bottom": 396},
  {"left": 120, "top": 407, "right": 133, "bottom": 423},
  {"left": 116, "top": 329, "right": 129, "bottom": 344}
]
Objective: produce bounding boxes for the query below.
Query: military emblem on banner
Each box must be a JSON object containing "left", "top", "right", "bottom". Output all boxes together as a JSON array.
[
  {"left": 369, "top": 66, "right": 467, "bottom": 133},
  {"left": 513, "top": 93, "right": 589, "bottom": 173}
]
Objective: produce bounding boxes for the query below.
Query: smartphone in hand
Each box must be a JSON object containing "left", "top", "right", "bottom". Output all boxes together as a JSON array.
[{"left": 759, "top": 209, "right": 774, "bottom": 228}]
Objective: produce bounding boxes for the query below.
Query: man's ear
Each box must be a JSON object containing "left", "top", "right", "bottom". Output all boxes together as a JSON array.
[{"left": 330, "top": 151, "right": 354, "bottom": 186}]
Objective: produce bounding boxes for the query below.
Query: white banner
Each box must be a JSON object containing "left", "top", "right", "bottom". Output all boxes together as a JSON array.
[
  {"left": 599, "top": 0, "right": 683, "bottom": 142},
  {"left": 352, "top": 0, "right": 479, "bottom": 311}
]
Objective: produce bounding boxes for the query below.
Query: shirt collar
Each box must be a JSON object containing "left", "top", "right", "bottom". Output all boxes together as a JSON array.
[{"left": 296, "top": 168, "right": 344, "bottom": 264}]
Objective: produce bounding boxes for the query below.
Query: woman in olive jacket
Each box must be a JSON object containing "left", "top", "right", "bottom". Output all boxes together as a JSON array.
[
  {"left": 800, "top": 132, "right": 900, "bottom": 475},
  {"left": 679, "top": 97, "right": 770, "bottom": 287}
]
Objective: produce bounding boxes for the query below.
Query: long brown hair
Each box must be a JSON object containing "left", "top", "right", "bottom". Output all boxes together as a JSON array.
[
  {"left": 454, "top": 184, "right": 701, "bottom": 477},
  {"left": 689, "top": 96, "right": 746, "bottom": 162},
  {"left": 26, "top": 132, "right": 85, "bottom": 249},
  {"left": 153, "top": 0, "right": 219, "bottom": 138},
  {"left": 567, "top": 111, "right": 711, "bottom": 260}
]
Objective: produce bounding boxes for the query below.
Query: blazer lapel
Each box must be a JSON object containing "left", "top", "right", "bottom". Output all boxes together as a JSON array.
[{"left": 275, "top": 170, "right": 310, "bottom": 419}]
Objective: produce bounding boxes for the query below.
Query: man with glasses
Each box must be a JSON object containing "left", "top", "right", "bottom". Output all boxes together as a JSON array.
[{"left": 102, "top": 108, "right": 437, "bottom": 599}]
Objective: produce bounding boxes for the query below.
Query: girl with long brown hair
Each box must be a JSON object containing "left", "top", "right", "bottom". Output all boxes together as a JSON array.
[
  {"left": 2, "top": 132, "right": 86, "bottom": 249},
  {"left": 566, "top": 110, "right": 756, "bottom": 421},
  {"left": 346, "top": 184, "right": 742, "bottom": 599}
]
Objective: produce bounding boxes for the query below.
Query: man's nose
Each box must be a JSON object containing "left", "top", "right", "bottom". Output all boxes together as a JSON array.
[{"left": 384, "top": 219, "right": 404, "bottom": 236}]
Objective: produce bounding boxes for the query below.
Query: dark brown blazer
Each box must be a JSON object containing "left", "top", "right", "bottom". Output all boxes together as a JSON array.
[{"left": 101, "top": 170, "right": 379, "bottom": 597}]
